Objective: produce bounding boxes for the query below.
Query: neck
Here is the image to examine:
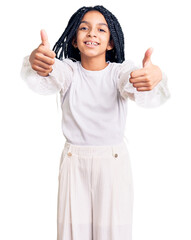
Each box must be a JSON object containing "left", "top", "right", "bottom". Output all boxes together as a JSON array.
[{"left": 80, "top": 55, "right": 108, "bottom": 71}]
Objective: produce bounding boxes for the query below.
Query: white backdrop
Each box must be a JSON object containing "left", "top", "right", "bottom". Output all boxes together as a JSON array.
[{"left": 0, "top": 0, "right": 191, "bottom": 240}]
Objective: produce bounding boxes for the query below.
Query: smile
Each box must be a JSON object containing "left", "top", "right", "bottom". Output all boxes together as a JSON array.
[{"left": 84, "top": 41, "right": 99, "bottom": 46}]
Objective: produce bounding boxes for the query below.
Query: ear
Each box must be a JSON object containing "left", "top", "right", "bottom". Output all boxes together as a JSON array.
[
  {"left": 107, "top": 39, "right": 114, "bottom": 51},
  {"left": 72, "top": 37, "right": 78, "bottom": 48}
]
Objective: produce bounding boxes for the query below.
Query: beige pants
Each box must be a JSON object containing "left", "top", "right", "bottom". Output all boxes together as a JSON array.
[{"left": 57, "top": 141, "right": 134, "bottom": 240}]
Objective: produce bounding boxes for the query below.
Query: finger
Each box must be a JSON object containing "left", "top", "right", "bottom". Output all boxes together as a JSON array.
[
  {"left": 132, "top": 82, "right": 151, "bottom": 88},
  {"left": 129, "top": 76, "right": 149, "bottom": 83},
  {"left": 40, "top": 29, "right": 50, "bottom": 48},
  {"left": 35, "top": 52, "right": 55, "bottom": 65},
  {"left": 33, "top": 59, "right": 53, "bottom": 70},
  {"left": 136, "top": 83, "right": 158, "bottom": 91},
  {"left": 130, "top": 68, "right": 148, "bottom": 78},
  {"left": 136, "top": 87, "right": 152, "bottom": 92},
  {"left": 37, "top": 46, "right": 56, "bottom": 58},
  {"left": 32, "top": 64, "right": 52, "bottom": 73},
  {"left": 142, "top": 47, "right": 153, "bottom": 67},
  {"left": 37, "top": 71, "right": 50, "bottom": 77}
]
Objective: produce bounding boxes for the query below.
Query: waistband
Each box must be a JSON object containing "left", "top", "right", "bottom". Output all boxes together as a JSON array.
[{"left": 63, "top": 141, "right": 128, "bottom": 158}]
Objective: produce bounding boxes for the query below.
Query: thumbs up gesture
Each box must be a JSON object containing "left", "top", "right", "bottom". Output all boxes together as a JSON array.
[
  {"left": 129, "top": 48, "right": 162, "bottom": 91},
  {"left": 29, "top": 29, "right": 56, "bottom": 77}
]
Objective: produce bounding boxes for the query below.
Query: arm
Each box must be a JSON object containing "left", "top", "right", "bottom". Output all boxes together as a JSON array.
[
  {"left": 117, "top": 48, "right": 170, "bottom": 108},
  {"left": 20, "top": 56, "right": 73, "bottom": 95},
  {"left": 20, "top": 30, "right": 73, "bottom": 95}
]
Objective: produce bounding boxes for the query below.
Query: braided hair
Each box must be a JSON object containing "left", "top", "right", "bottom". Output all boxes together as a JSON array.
[{"left": 53, "top": 5, "right": 125, "bottom": 63}]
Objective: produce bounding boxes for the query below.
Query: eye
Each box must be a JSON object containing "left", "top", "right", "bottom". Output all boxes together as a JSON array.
[
  {"left": 80, "top": 27, "right": 88, "bottom": 31},
  {"left": 99, "top": 28, "right": 106, "bottom": 32}
]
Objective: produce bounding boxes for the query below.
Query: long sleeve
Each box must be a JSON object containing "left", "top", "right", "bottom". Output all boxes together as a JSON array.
[
  {"left": 20, "top": 55, "right": 75, "bottom": 96},
  {"left": 117, "top": 60, "right": 170, "bottom": 108}
]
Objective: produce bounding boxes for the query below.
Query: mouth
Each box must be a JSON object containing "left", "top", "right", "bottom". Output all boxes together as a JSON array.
[{"left": 84, "top": 41, "right": 99, "bottom": 46}]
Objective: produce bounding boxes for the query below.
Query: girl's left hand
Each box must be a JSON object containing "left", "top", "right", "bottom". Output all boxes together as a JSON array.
[{"left": 129, "top": 48, "right": 162, "bottom": 91}]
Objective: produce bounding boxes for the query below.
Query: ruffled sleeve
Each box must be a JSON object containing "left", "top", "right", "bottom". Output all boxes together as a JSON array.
[
  {"left": 20, "top": 55, "right": 75, "bottom": 96},
  {"left": 117, "top": 60, "right": 170, "bottom": 108}
]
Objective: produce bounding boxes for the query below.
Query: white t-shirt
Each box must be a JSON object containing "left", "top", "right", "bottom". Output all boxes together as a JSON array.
[{"left": 21, "top": 56, "right": 170, "bottom": 145}]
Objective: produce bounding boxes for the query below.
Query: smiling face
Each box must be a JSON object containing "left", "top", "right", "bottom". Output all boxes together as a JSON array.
[{"left": 72, "top": 10, "right": 113, "bottom": 63}]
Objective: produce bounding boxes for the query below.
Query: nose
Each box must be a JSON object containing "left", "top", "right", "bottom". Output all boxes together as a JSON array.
[{"left": 87, "top": 28, "right": 97, "bottom": 37}]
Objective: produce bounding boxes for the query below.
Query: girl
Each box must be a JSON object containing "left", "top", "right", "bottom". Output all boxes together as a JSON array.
[{"left": 21, "top": 5, "right": 170, "bottom": 240}]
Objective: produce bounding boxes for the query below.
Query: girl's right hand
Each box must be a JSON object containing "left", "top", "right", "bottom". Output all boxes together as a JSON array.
[{"left": 29, "top": 29, "right": 56, "bottom": 77}]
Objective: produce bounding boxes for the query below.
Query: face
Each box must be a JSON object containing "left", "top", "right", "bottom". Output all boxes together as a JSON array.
[{"left": 72, "top": 10, "right": 113, "bottom": 61}]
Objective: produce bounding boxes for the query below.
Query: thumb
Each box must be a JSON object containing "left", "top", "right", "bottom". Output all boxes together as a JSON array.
[
  {"left": 40, "top": 29, "right": 50, "bottom": 48},
  {"left": 142, "top": 47, "right": 153, "bottom": 67}
]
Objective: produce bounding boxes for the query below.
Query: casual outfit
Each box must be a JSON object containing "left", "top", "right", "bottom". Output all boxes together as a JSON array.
[{"left": 21, "top": 56, "right": 170, "bottom": 240}]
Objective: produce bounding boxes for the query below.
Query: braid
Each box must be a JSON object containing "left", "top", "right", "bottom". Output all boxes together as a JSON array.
[
  {"left": 95, "top": 6, "right": 125, "bottom": 63},
  {"left": 53, "top": 6, "right": 125, "bottom": 63},
  {"left": 53, "top": 7, "right": 92, "bottom": 60}
]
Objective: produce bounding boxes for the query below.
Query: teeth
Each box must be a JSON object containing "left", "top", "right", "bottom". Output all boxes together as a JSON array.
[{"left": 85, "top": 42, "right": 98, "bottom": 46}]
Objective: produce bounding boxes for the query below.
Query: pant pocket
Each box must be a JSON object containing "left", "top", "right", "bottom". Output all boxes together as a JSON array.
[{"left": 58, "top": 150, "right": 69, "bottom": 178}]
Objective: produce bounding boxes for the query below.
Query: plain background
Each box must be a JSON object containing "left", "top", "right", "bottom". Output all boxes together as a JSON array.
[{"left": 0, "top": 0, "right": 191, "bottom": 239}]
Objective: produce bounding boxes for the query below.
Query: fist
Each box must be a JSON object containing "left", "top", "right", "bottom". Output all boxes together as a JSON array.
[
  {"left": 130, "top": 48, "right": 162, "bottom": 91},
  {"left": 29, "top": 29, "right": 56, "bottom": 77}
]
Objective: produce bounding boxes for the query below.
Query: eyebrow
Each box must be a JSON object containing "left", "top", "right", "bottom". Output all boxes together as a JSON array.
[{"left": 80, "top": 21, "right": 108, "bottom": 28}]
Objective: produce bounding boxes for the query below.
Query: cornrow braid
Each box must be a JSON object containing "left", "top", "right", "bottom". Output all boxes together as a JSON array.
[{"left": 52, "top": 5, "right": 125, "bottom": 63}]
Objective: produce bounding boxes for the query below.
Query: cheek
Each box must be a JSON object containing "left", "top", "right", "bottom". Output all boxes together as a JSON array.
[
  {"left": 102, "top": 33, "right": 111, "bottom": 43},
  {"left": 76, "top": 34, "right": 84, "bottom": 46},
  {"left": 76, "top": 39, "right": 84, "bottom": 49}
]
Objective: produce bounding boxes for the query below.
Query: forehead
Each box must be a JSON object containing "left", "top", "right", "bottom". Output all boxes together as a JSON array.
[{"left": 81, "top": 10, "right": 107, "bottom": 24}]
